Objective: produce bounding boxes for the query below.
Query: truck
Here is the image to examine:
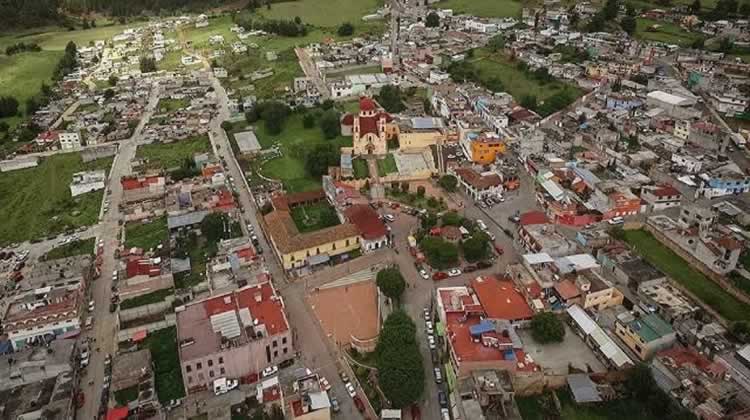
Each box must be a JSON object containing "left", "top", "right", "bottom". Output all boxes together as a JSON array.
[{"left": 213, "top": 377, "right": 239, "bottom": 395}]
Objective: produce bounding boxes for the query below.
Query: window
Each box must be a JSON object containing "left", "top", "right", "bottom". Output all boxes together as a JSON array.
[
  {"left": 283, "top": 348, "right": 288, "bottom": 354},
  {"left": 186, "top": 365, "right": 192, "bottom": 373},
  {"left": 219, "top": 357, "right": 224, "bottom": 364},
  {"left": 346, "top": 239, "right": 350, "bottom": 246},
  {"left": 209, "top": 370, "right": 214, "bottom": 378},
  {"left": 198, "top": 373, "right": 204, "bottom": 380},
  {"left": 197, "top": 362, "right": 202, "bottom": 370},
  {"left": 208, "top": 359, "right": 213, "bottom": 367},
  {"left": 220, "top": 367, "right": 226, "bottom": 375},
  {"left": 188, "top": 376, "right": 193, "bottom": 384},
  {"left": 273, "top": 340, "right": 278, "bottom": 348},
  {"left": 282, "top": 337, "right": 287, "bottom": 345},
  {"left": 273, "top": 350, "right": 278, "bottom": 358}
]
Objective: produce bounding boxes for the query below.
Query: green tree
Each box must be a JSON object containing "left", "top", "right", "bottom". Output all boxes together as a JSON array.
[
  {"left": 731, "top": 321, "right": 750, "bottom": 343},
  {"left": 690, "top": 0, "right": 702, "bottom": 13},
  {"left": 321, "top": 99, "right": 335, "bottom": 110},
  {"left": 416, "top": 185, "right": 426, "bottom": 197},
  {"left": 302, "top": 113, "right": 315, "bottom": 128},
  {"left": 200, "top": 213, "right": 230, "bottom": 244},
  {"left": 603, "top": 0, "right": 620, "bottom": 20},
  {"left": 82, "top": 18, "right": 89, "bottom": 29},
  {"left": 520, "top": 94, "right": 537, "bottom": 110},
  {"left": 530, "top": 312, "right": 565, "bottom": 343},
  {"left": 304, "top": 143, "right": 338, "bottom": 177},
  {"left": 691, "top": 37, "right": 706, "bottom": 49},
  {"left": 741, "top": 2, "right": 750, "bottom": 15},
  {"left": 586, "top": 12, "right": 606, "bottom": 32},
  {"left": 376, "top": 85, "right": 405, "bottom": 113},
  {"left": 488, "top": 34, "right": 505, "bottom": 52},
  {"left": 337, "top": 22, "right": 354, "bottom": 36},
  {"left": 425, "top": 11, "right": 440, "bottom": 27},
  {"left": 108, "top": 75, "right": 118, "bottom": 86},
  {"left": 376, "top": 268, "right": 406, "bottom": 302},
  {"left": 485, "top": 77, "right": 505, "bottom": 92},
  {"left": 261, "top": 101, "right": 290, "bottom": 135},
  {"left": 419, "top": 236, "right": 459, "bottom": 269},
  {"left": 421, "top": 212, "right": 438, "bottom": 230},
  {"left": 319, "top": 110, "right": 340, "bottom": 139},
  {"left": 718, "top": 37, "right": 734, "bottom": 53},
  {"left": 376, "top": 310, "right": 425, "bottom": 408},
  {"left": 103, "top": 89, "right": 115, "bottom": 100},
  {"left": 221, "top": 121, "right": 232, "bottom": 131},
  {"left": 461, "top": 232, "right": 490, "bottom": 262},
  {"left": 621, "top": 15, "right": 636, "bottom": 35},
  {"left": 441, "top": 211, "right": 462, "bottom": 226},
  {"left": 140, "top": 56, "right": 157, "bottom": 73},
  {"left": 438, "top": 175, "right": 458, "bottom": 192}
]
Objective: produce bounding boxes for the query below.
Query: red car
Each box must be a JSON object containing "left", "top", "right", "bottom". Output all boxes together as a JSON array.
[
  {"left": 494, "top": 243, "right": 504, "bottom": 255},
  {"left": 432, "top": 272, "right": 448, "bottom": 281},
  {"left": 353, "top": 396, "right": 365, "bottom": 413},
  {"left": 411, "top": 404, "right": 421, "bottom": 420}
]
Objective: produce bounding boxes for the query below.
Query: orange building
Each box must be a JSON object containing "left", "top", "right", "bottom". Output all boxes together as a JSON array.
[{"left": 470, "top": 133, "right": 506, "bottom": 164}]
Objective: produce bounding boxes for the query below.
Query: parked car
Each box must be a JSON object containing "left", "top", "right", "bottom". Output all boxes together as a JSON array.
[
  {"left": 345, "top": 382, "right": 357, "bottom": 398},
  {"left": 608, "top": 216, "right": 624, "bottom": 225},
  {"left": 319, "top": 377, "right": 332, "bottom": 391},
  {"left": 432, "top": 272, "right": 448, "bottom": 281},
  {"left": 419, "top": 269, "right": 430, "bottom": 280},
  {"left": 438, "top": 391, "right": 448, "bottom": 408},
  {"left": 353, "top": 395, "right": 365, "bottom": 412},
  {"left": 423, "top": 307, "right": 430, "bottom": 319},
  {"left": 464, "top": 265, "right": 477, "bottom": 273},
  {"left": 383, "top": 214, "right": 395, "bottom": 222},
  {"left": 477, "top": 261, "right": 492, "bottom": 269},
  {"left": 441, "top": 408, "right": 450, "bottom": 420},
  {"left": 434, "top": 367, "right": 442, "bottom": 383},
  {"left": 509, "top": 215, "right": 521, "bottom": 224},
  {"left": 447, "top": 268, "right": 462, "bottom": 277},
  {"left": 494, "top": 244, "right": 504, "bottom": 255},
  {"left": 262, "top": 365, "right": 279, "bottom": 378},
  {"left": 330, "top": 396, "right": 340, "bottom": 413}
]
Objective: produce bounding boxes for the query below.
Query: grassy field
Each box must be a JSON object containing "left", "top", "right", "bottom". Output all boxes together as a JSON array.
[
  {"left": 434, "top": 0, "right": 524, "bottom": 18},
  {"left": 113, "top": 386, "right": 140, "bottom": 406},
  {"left": 43, "top": 238, "right": 95, "bottom": 260},
  {"left": 0, "top": 22, "right": 138, "bottom": 51},
  {"left": 0, "top": 154, "right": 112, "bottom": 245},
  {"left": 470, "top": 48, "right": 583, "bottom": 108},
  {"left": 0, "top": 51, "right": 62, "bottom": 123},
  {"left": 635, "top": 18, "right": 702, "bottom": 47},
  {"left": 173, "top": 233, "right": 215, "bottom": 290},
  {"left": 220, "top": 47, "right": 303, "bottom": 99},
  {"left": 142, "top": 327, "right": 185, "bottom": 403},
  {"left": 377, "top": 154, "right": 397, "bottom": 177},
  {"left": 124, "top": 217, "right": 168, "bottom": 250},
  {"left": 137, "top": 135, "right": 212, "bottom": 170},
  {"left": 257, "top": 0, "right": 381, "bottom": 26},
  {"left": 121, "top": 288, "right": 174, "bottom": 310},
  {"left": 353, "top": 158, "right": 369, "bottom": 179},
  {"left": 291, "top": 202, "right": 340, "bottom": 233},
  {"left": 156, "top": 98, "right": 189, "bottom": 113},
  {"left": 256, "top": 113, "right": 352, "bottom": 192},
  {"left": 623, "top": 229, "right": 750, "bottom": 322}
]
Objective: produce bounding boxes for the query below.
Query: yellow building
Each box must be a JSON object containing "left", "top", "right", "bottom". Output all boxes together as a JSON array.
[
  {"left": 396, "top": 117, "right": 445, "bottom": 150},
  {"left": 469, "top": 133, "right": 506, "bottom": 164},
  {"left": 614, "top": 313, "right": 676, "bottom": 360},
  {"left": 263, "top": 191, "right": 361, "bottom": 271}
]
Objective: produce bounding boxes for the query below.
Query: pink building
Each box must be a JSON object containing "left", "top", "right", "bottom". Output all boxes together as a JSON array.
[{"left": 176, "top": 282, "right": 293, "bottom": 394}]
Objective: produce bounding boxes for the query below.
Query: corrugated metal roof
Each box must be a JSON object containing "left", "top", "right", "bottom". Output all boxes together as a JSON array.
[
  {"left": 567, "top": 374, "right": 602, "bottom": 403},
  {"left": 210, "top": 310, "right": 241, "bottom": 339}
]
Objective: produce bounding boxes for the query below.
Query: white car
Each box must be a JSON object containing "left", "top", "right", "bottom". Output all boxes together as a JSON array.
[
  {"left": 319, "top": 377, "right": 332, "bottom": 391},
  {"left": 448, "top": 268, "right": 462, "bottom": 277},
  {"left": 419, "top": 269, "right": 429, "bottom": 280},
  {"left": 345, "top": 382, "right": 357, "bottom": 398},
  {"left": 426, "top": 321, "right": 434, "bottom": 335},
  {"left": 383, "top": 214, "right": 395, "bottom": 222},
  {"left": 262, "top": 365, "right": 279, "bottom": 378},
  {"left": 447, "top": 154, "right": 456, "bottom": 159},
  {"left": 423, "top": 307, "right": 430, "bottom": 319}
]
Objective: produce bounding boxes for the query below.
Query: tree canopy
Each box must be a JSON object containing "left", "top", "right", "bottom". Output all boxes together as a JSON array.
[
  {"left": 319, "top": 110, "right": 340, "bottom": 139},
  {"left": 530, "top": 312, "right": 565, "bottom": 343},
  {"left": 260, "top": 101, "right": 291, "bottom": 135},
  {"left": 376, "top": 268, "right": 406, "bottom": 302},
  {"left": 461, "top": 232, "right": 491, "bottom": 263},
  {"left": 375, "top": 85, "right": 405, "bottom": 113},
  {"left": 425, "top": 12, "right": 440, "bottom": 27},
  {"left": 304, "top": 143, "right": 338, "bottom": 177},
  {"left": 376, "top": 310, "right": 425, "bottom": 408},
  {"left": 337, "top": 22, "right": 354, "bottom": 36},
  {"left": 438, "top": 175, "right": 458, "bottom": 192},
  {"left": 419, "top": 236, "right": 459, "bottom": 269}
]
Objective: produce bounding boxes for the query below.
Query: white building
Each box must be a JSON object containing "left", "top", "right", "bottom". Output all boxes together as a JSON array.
[
  {"left": 59, "top": 131, "right": 82, "bottom": 150},
  {"left": 3, "top": 287, "right": 82, "bottom": 351},
  {"left": 671, "top": 153, "right": 703, "bottom": 173},
  {"left": 451, "top": 167, "right": 504, "bottom": 200},
  {"left": 641, "top": 185, "right": 682, "bottom": 211},
  {"left": 709, "top": 92, "right": 749, "bottom": 117},
  {"left": 464, "top": 19, "right": 498, "bottom": 33},
  {"left": 69, "top": 170, "right": 106, "bottom": 197},
  {"left": 429, "top": 70, "right": 451, "bottom": 85}
]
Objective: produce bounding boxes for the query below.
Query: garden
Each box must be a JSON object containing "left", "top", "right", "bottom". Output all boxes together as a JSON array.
[
  {"left": 124, "top": 216, "right": 168, "bottom": 250},
  {"left": 43, "top": 238, "right": 95, "bottom": 260},
  {"left": 136, "top": 135, "right": 212, "bottom": 171},
  {"left": 141, "top": 327, "right": 185, "bottom": 403},
  {"left": 291, "top": 202, "right": 340, "bottom": 233}
]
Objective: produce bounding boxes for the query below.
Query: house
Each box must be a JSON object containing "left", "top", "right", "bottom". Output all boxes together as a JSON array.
[
  {"left": 646, "top": 91, "right": 698, "bottom": 119},
  {"left": 396, "top": 117, "right": 445, "bottom": 151},
  {"left": 59, "top": 131, "right": 82, "bottom": 150},
  {"left": 451, "top": 167, "right": 504, "bottom": 200},
  {"left": 289, "top": 374, "right": 330, "bottom": 420},
  {"left": 696, "top": 162, "right": 750, "bottom": 198},
  {"left": 69, "top": 170, "right": 106, "bottom": 197},
  {"left": 518, "top": 223, "right": 577, "bottom": 257},
  {"left": 466, "top": 132, "right": 507, "bottom": 165},
  {"left": 709, "top": 91, "right": 748, "bottom": 116},
  {"left": 3, "top": 286, "right": 82, "bottom": 351},
  {"left": 566, "top": 305, "right": 632, "bottom": 369},
  {"left": 641, "top": 185, "right": 682, "bottom": 211},
  {"left": 176, "top": 282, "right": 293, "bottom": 394},
  {"left": 35, "top": 130, "right": 59, "bottom": 147},
  {"left": 213, "top": 67, "right": 228, "bottom": 78},
  {"left": 344, "top": 204, "right": 389, "bottom": 252},
  {"left": 637, "top": 279, "right": 698, "bottom": 322},
  {"left": 614, "top": 311, "right": 676, "bottom": 360}
]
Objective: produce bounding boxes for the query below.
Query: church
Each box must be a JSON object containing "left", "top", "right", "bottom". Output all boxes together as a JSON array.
[{"left": 340, "top": 97, "right": 393, "bottom": 156}]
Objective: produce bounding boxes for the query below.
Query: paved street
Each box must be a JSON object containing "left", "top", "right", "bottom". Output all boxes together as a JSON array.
[{"left": 77, "top": 84, "right": 162, "bottom": 420}]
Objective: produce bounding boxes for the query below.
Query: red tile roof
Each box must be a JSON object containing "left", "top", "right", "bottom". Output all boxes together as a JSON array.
[
  {"left": 359, "top": 115, "right": 380, "bottom": 137},
  {"left": 237, "top": 283, "right": 289, "bottom": 335},
  {"left": 471, "top": 276, "right": 533, "bottom": 321},
  {"left": 520, "top": 211, "right": 549, "bottom": 226},
  {"left": 359, "top": 97, "right": 376, "bottom": 111},
  {"left": 453, "top": 167, "right": 502, "bottom": 190},
  {"left": 717, "top": 235, "right": 743, "bottom": 251},
  {"left": 344, "top": 204, "right": 387, "bottom": 240},
  {"left": 652, "top": 185, "right": 681, "bottom": 198},
  {"left": 341, "top": 113, "right": 354, "bottom": 125},
  {"left": 554, "top": 280, "right": 581, "bottom": 300}
]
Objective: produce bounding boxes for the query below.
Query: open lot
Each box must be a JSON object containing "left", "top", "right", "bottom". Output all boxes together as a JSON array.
[
  {"left": 220, "top": 47, "right": 303, "bottom": 99},
  {"left": 141, "top": 327, "right": 185, "bottom": 403},
  {"left": 309, "top": 278, "right": 380, "bottom": 347},
  {"left": 469, "top": 48, "right": 583, "bottom": 111},
  {"left": 43, "top": 238, "right": 95, "bottom": 260},
  {"left": 257, "top": 0, "right": 381, "bottom": 26},
  {"left": 0, "top": 153, "right": 112, "bottom": 245},
  {"left": 120, "top": 288, "right": 175, "bottom": 310},
  {"left": 291, "top": 201, "right": 341, "bottom": 233},
  {"left": 518, "top": 389, "right": 663, "bottom": 420},
  {"left": 0, "top": 21, "right": 138, "bottom": 51},
  {"left": 156, "top": 98, "right": 189, "bottom": 113},
  {"left": 434, "top": 0, "right": 524, "bottom": 18},
  {"left": 136, "top": 135, "right": 212, "bottom": 170},
  {"left": 635, "top": 18, "right": 702, "bottom": 47},
  {"left": 518, "top": 325, "right": 606, "bottom": 375},
  {"left": 255, "top": 113, "right": 352, "bottom": 192},
  {"left": 0, "top": 51, "right": 62, "bottom": 123},
  {"left": 124, "top": 216, "right": 168, "bottom": 250},
  {"left": 623, "top": 229, "right": 750, "bottom": 322}
]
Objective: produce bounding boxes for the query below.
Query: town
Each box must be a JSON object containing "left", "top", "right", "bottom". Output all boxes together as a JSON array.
[{"left": 0, "top": 0, "right": 749, "bottom": 419}]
